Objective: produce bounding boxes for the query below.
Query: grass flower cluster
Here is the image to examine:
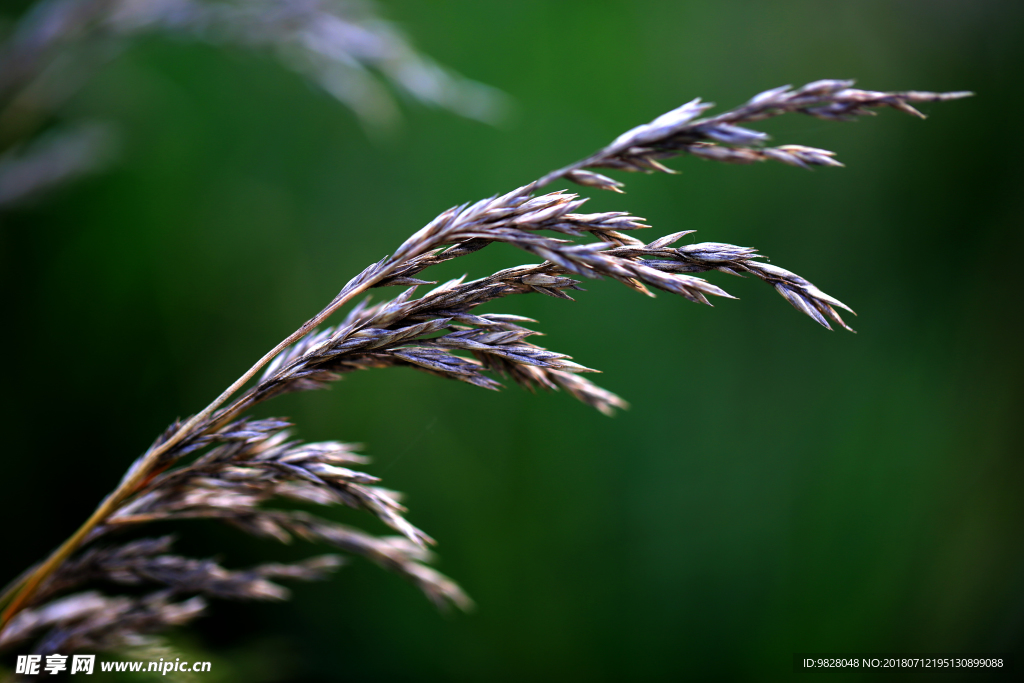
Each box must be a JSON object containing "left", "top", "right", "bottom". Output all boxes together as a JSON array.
[{"left": 0, "top": 70, "right": 969, "bottom": 659}]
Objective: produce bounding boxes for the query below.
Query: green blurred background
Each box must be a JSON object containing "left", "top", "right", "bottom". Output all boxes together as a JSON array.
[{"left": 2, "top": 0, "right": 1022, "bottom": 680}]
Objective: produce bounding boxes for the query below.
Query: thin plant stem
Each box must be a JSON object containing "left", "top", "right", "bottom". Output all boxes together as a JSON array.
[{"left": 0, "top": 275, "right": 391, "bottom": 624}]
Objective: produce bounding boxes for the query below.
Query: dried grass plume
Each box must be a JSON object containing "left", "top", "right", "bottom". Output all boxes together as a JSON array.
[{"left": 0, "top": 75, "right": 970, "bottom": 660}]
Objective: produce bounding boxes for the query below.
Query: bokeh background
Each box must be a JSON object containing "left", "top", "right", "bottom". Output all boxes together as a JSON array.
[{"left": 2, "top": 0, "right": 1022, "bottom": 680}]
